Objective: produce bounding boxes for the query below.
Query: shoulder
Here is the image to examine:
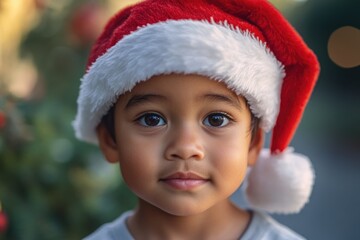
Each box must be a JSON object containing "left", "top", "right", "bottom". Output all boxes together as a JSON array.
[
  {"left": 83, "top": 211, "right": 134, "bottom": 240},
  {"left": 241, "top": 211, "right": 306, "bottom": 240}
]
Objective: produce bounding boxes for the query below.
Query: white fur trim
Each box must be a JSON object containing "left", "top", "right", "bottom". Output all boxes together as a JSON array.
[
  {"left": 73, "top": 20, "right": 285, "bottom": 143},
  {"left": 246, "top": 148, "right": 315, "bottom": 214}
]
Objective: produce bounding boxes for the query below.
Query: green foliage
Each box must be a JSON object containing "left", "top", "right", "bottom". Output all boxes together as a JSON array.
[{"left": 0, "top": 2, "right": 136, "bottom": 239}]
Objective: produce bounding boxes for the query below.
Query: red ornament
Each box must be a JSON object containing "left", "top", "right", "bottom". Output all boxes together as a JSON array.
[
  {"left": 0, "top": 211, "right": 8, "bottom": 233},
  {"left": 0, "top": 111, "right": 6, "bottom": 129},
  {"left": 69, "top": 3, "right": 105, "bottom": 45}
]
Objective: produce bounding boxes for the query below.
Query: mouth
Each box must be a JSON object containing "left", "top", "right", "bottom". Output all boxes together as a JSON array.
[{"left": 159, "top": 172, "right": 209, "bottom": 191}]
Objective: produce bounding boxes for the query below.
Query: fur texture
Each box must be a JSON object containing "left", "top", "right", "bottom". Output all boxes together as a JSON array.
[
  {"left": 246, "top": 148, "right": 315, "bottom": 214},
  {"left": 73, "top": 20, "right": 284, "bottom": 143}
]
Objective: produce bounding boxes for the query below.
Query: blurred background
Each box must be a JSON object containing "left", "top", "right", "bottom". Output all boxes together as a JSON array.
[{"left": 0, "top": 0, "right": 359, "bottom": 239}]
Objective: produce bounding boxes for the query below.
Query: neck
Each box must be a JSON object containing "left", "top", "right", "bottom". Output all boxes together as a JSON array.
[{"left": 127, "top": 199, "right": 251, "bottom": 240}]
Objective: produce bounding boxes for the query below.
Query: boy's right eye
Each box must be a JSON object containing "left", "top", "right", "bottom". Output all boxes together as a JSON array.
[{"left": 137, "top": 113, "right": 166, "bottom": 127}]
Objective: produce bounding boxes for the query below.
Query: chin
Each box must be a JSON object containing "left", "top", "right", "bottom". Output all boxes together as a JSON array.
[{"left": 156, "top": 201, "right": 211, "bottom": 217}]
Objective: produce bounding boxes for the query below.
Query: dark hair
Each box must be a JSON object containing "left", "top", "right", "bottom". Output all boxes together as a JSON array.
[
  {"left": 245, "top": 100, "right": 260, "bottom": 145},
  {"left": 249, "top": 113, "right": 260, "bottom": 145},
  {"left": 100, "top": 104, "right": 260, "bottom": 144},
  {"left": 101, "top": 105, "right": 116, "bottom": 141}
]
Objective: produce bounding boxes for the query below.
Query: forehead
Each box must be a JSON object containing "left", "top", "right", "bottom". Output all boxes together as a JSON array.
[
  {"left": 122, "top": 74, "right": 240, "bottom": 98},
  {"left": 114, "top": 73, "right": 249, "bottom": 114}
]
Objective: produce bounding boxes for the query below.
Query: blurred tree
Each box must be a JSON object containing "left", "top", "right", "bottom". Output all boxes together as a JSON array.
[{"left": 0, "top": 1, "right": 137, "bottom": 239}]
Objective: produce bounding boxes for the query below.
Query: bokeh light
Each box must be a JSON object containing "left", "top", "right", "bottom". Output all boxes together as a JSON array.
[{"left": 328, "top": 26, "right": 360, "bottom": 68}]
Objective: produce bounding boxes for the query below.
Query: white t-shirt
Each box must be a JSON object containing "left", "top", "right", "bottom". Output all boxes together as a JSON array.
[{"left": 84, "top": 211, "right": 306, "bottom": 240}]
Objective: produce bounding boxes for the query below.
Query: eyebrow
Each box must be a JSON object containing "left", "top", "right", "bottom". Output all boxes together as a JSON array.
[
  {"left": 200, "top": 93, "right": 243, "bottom": 111},
  {"left": 125, "top": 94, "right": 166, "bottom": 109}
]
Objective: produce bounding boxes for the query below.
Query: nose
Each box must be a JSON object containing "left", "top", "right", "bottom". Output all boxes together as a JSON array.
[{"left": 164, "top": 123, "right": 205, "bottom": 161}]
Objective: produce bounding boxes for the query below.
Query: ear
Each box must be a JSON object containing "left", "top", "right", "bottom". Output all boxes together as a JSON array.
[
  {"left": 96, "top": 123, "right": 119, "bottom": 163},
  {"left": 248, "top": 129, "right": 264, "bottom": 166}
]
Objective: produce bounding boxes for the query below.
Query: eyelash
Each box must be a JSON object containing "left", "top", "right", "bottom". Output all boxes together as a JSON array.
[{"left": 135, "top": 111, "right": 234, "bottom": 128}]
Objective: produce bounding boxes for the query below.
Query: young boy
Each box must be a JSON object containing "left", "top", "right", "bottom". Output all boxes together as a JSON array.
[{"left": 73, "top": 0, "right": 320, "bottom": 239}]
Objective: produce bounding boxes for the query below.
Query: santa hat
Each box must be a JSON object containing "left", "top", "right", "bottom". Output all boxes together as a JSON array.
[{"left": 73, "top": 0, "right": 319, "bottom": 214}]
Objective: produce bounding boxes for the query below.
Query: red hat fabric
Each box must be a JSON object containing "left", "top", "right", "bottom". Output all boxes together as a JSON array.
[{"left": 73, "top": 0, "right": 319, "bottom": 214}]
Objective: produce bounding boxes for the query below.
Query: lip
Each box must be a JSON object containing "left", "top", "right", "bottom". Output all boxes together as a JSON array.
[{"left": 159, "top": 172, "right": 209, "bottom": 191}]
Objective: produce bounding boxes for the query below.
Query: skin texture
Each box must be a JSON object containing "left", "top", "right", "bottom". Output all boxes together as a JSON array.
[{"left": 97, "top": 74, "right": 264, "bottom": 240}]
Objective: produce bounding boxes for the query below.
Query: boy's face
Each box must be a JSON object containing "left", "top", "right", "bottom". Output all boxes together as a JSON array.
[{"left": 97, "top": 74, "right": 263, "bottom": 216}]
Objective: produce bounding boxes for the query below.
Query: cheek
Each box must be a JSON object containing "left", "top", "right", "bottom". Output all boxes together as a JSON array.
[
  {"left": 208, "top": 131, "right": 250, "bottom": 189},
  {"left": 116, "top": 132, "right": 162, "bottom": 192}
]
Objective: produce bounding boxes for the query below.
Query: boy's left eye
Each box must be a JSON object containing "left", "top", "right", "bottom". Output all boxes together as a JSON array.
[{"left": 203, "top": 113, "right": 231, "bottom": 127}]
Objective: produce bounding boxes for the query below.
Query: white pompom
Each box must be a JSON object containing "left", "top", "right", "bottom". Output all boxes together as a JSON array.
[{"left": 245, "top": 148, "right": 315, "bottom": 214}]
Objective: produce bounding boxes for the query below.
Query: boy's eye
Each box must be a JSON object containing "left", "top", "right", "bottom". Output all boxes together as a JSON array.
[
  {"left": 137, "top": 113, "right": 166, "bottom": 127},
  {"left": 203, "top": 113, "right": 230, "bottom": 127}
]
